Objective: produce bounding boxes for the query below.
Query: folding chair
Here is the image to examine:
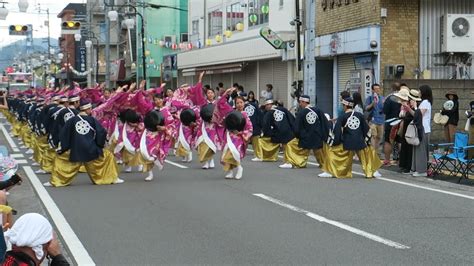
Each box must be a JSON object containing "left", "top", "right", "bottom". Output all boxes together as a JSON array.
[
  {"left": 430, "top": 132, "right": 468, "bottom": 176},
  {"left": 454, "top": 144, "right": 474, "bottom": 183}
]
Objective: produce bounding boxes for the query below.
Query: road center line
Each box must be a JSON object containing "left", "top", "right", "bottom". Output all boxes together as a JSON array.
[
  {"left": 247, "top": 149, "right": 474, "bottom": 200},
  {"left": 23, "top": 167, "right": 96, "bottom": 265},
  {"left": 164, "top": 159, "right": 189, "bottom": 169},
  {"left": 253, "top": 193, "right": 410, "bottom": 250},
  {"left": 0, "top": 123, "right": 20, "bottom": 152}
]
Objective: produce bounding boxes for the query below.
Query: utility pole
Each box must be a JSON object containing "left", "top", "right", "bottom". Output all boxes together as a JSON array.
[
  {"left": 105, "top": 0, "right": 111, "bottom": 89},
  {"left": 47, "top": 8, "right": 50, "bottom": 60},
  {"left": 303, "top": 0, "right": 317, "bottom": 100}
]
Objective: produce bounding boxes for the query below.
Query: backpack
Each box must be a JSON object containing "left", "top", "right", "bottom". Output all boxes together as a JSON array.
[{"left": 405, "top": 121, "right": 420, "bottom": 146}]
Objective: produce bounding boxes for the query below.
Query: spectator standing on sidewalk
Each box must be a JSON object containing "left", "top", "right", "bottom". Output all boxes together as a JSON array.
[
  {"left": 260, "top": 84, "right": 274, "bottom": 102},
  {"left": 383, "top": 83, "right": 402, "bottom": 166},
  {"left": 365, "top": 84, "right": 385, "bottom": 155},
  {"left": 411, "top": 86, "right": 432, "bottom": 177},
  {"left": 441, "top": 90, "right": 459, "bottom": 143}
]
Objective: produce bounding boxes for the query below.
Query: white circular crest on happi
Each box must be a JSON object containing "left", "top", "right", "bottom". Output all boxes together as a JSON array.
[
  {"left": 244, "top": 105, "right": 255, "bottom": 116},
  {"left": 273, "top": 110, "right": 284, "bottom": 122},
  {"left": 306, "top": 111, "right": 318, "bottom": 125},
  {"left": 75, "top": 120, "right": 91, "bottom": 135},
  {"left": 347, "top": 115, "right": 360, "bottom": 130},
  {"left": 64, "top": 112, "right": 74, "bottom": 122}
]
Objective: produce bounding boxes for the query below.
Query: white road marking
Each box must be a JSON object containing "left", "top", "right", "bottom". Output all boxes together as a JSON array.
[
  {"left": 0, "top": 123, "right": 20, "bottom": 152},
  {"left": 10, "top": 153, "right": 24, "bottom": 158},
  {"left": 165, "top": 160, "right": 189, "bottom": 169},
  {"left": 253, "top": 193, "right": 410, "bottom": 250},
  {"left": 15, "top": 159, "right": 28, "bottom": 164},
  {"left": 248, "top": 149, "right": 474, "bottom": 200},
  {"left": 23, "top": 167, "right": 96, "bottom": 265},
  {"left": 377, "top": 177, "right": 474, "bottom": 200}
]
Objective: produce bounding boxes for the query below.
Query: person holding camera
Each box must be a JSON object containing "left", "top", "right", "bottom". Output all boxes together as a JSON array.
[{"left": 365, "top": 84, "right": 385, "bottom": 158}]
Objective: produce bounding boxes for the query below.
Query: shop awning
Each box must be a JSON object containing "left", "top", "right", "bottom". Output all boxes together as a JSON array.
[{"left": 182, "top": 63, "right": 243, "bottom": 77}]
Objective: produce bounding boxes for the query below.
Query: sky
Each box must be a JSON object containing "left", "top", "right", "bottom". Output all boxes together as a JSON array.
[{"left": 0, "top": 0, "right": 86, "bottom": 48}]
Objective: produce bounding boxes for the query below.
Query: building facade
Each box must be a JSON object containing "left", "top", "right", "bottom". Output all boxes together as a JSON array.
[
  {"left": 178, "top": 0, "right": 298, "bottom": 107},
  {"left": 314, "top": 0, "right": 474, "bottom": 116},
  {"left": 140, "top": 0, "right": 188, "bottom": 88}
]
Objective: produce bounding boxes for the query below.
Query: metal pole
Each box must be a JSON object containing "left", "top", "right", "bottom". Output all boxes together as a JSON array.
[
  {"left": 303, "top": 0, "right": 317, "bottom": 100},
  {"left": 295, "top": 0, "right": 301, "bottom": 72},
  {"left": 47, "top": 8, "right": 51, "bottom": 60},
  {"left": 140, "top": 14, "right": 146, "bottom": 85},
  {"left": 105, "top": 0, "right": 111, "bottom": 88}
]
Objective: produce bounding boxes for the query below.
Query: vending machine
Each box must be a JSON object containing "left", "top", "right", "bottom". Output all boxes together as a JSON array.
[{"left": 349, "top": 69, "right": 374, "bottom": 100}]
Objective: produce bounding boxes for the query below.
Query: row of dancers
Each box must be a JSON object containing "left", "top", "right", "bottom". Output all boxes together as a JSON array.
[{"left": 2, "top": 74, "right": 382, "bottom": 187}]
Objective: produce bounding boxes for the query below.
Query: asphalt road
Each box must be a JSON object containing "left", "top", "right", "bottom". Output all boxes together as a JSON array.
[{"left": 2, "top": 116, "right": 474, "bottom": 265}]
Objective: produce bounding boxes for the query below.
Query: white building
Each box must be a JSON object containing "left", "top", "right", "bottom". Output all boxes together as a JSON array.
[{"left": 178, "top": 0, "right": 298, "bottom": 107}]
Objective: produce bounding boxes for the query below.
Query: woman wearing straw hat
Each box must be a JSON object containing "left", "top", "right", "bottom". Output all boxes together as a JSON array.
[
  {"left": 394, "top": 87, "right": 418, "bottom": 174},
  {"left": 441, "top": 90, "right": 459, "bottom": 143}
]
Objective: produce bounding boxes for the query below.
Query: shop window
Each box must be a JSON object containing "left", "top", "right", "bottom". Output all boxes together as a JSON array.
[
  {"left": 226, "top": 3, "right": 244, "bottom": 31},
  {"left": 192, "top": 20, "right": 199, "bottom": 35},
  {"left": 248, "top": 0, "right": 269, "bottom": 27},
  {"left": 208, "top": 9, "right": 223, "bottom": 37}
]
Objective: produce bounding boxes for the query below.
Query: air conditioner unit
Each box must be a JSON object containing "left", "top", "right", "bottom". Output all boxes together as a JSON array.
[
  {"left": 163, "top": 35, "right": 176, "bottom": 43},
  {"left": 441, "top": 14, "right": 474, "bottom": 53}
]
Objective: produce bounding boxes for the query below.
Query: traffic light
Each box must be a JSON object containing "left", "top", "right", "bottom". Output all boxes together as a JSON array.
[
  {"left": 61, "top": 21, "right": 81, "bottom": 30},
  {"left": 9, "top": 25, "right": 31, "bottom": 36}
]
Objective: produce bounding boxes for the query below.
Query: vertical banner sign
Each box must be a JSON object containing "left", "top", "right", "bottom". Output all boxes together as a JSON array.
[{"left": 79, "top": 47, "right": 87, "bottom": 72}]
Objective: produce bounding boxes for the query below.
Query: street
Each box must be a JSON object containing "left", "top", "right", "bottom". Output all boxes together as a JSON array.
[{"left": 2, "top": 116, "right": 474, "bottom": 265}]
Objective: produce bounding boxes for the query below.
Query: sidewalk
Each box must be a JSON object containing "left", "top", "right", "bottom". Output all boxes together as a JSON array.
[{"left": 0, "top": 120, "right": 74, "bottom": 265}]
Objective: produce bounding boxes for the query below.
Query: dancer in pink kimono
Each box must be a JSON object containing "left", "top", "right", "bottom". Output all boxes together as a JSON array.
[
  {"left": 217, "top": 89, "right": 253, "bottom": 179},
  {"left": 172, "top": 72, "right": 206, "bottom": 162},
  {"left": 196, "top": 103, "right": 219, "bottom": 169},
  {"left": 176, "top": 107, "right": 201, "bottom": 162},
  {"left": 114, "top": 109, "right": 144, "bottom": 173},
  {"left": 139, "top": 101, "right": 175, "bottom": 181}
]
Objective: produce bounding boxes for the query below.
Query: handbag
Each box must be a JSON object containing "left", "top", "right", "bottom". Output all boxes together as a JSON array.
[{"left": 405, "top": 121, "right": 420, "bottom": 146}]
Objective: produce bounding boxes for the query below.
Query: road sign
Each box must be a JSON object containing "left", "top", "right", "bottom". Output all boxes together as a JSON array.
[{"left": 260, "top": 27, "right": 286, "bottom": 49}]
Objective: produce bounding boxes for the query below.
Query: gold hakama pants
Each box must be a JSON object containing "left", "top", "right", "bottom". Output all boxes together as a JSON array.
[
  {"left": 121, "top": 150, "right": 141, "bottom": 167},
  {"left": 11, "top": 121, "right": 21, "bottom": 137},
  {"left": 176, "top": 142, "right": 190, "bottom": 157},
  {"left": 34, "top": 136, "right": 49, "bottom": 164},
  {"left": 84, "top": 150, "right": 119, "bottom": 185},
  {"left": 20, "top": 125, "right": 32, "bottom": 147},
  {"left": 50, "top": 150, "right": 118, "bottom": 186},
  {"left": 283, "top": 139, "right": 328, "bottom": 169},
  {"left": 283, "top": 138, "right": 308, "bottom": 168},
  {"left": 258, "top": 137, "right": 279, "bottom": 162},
  {"left": 41, "top": 146, "right": 56, "bottom": 173},
  {"left": 32, "top": 135, "right": 42, "bottom": 163},
  {"left": 50, "top": 151, "right": 83, "bottom": 187},
  {"left": 325, "top": 145, "right": 382, "bottom": 178},
  {"left": 222, "top": 149, "right": 239, "bottom": 171},
  {"left": 198, "top": 142, "right": 214, "bottom": 163},
  {"left": 251, "top": 136, "right": 262, "bottom": 159}
]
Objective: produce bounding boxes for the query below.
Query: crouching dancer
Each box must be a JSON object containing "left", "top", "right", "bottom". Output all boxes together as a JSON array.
[{"left": 44, "top": 100, "right": 123, "bottom": 187}]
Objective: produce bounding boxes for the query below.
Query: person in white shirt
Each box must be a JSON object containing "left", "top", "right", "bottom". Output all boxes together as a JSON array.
[{"left": 411, "top": 86, "right": 432, "bottom": 177}]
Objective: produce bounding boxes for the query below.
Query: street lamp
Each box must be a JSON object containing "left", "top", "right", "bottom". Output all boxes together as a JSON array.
[
  {"left": 104, "top": 2, "right": 146, "bottom": 86},
  {"left": 107, "top": 10, "right": 118, "bottom": 21},
  {"left": 18, "top": 0, "right": 29, "bottom": 12},
  {"left": 0, "top": 2, "right": 8, "bottom": 20}
]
